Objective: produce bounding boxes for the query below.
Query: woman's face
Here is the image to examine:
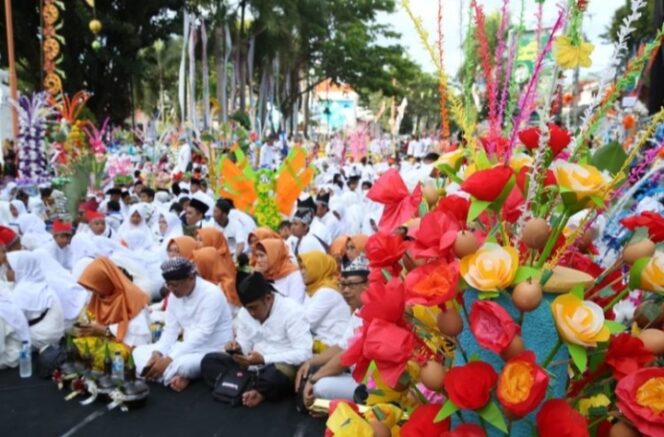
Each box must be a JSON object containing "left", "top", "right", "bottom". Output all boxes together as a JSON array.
[
  {"left": 254, "top": 250, "right": 269, "bottom": 273},
  {"left": 159, "top": 215, "right": 168, "bottom": 235},
  {"left": 167, "top": 241, "right": 180, "bottom": 258},
  {"left": 9, "top": 205, "right": 18, "bottom": 218},
  {"left": 130, "top": 211, "right": 142, "bottom": 226},
  {"left": 248, "top": 235, "right": 258, "bottom": 251},
  {"left": 346, "top": 240, "right": 360, "bottom": 261},
  {"left": 195, "top": 233, "right": 204, "bottom": 249}
]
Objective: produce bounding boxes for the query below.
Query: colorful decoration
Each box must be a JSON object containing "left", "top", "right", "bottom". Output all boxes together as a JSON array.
[
  {"left": 42, "top": 0, "right": 65, "bottom": 96},
  {"left": 13, "top": 93, "right": 55, "bottom": 184}
]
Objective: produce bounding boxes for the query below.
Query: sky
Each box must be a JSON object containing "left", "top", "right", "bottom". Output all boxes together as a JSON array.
[{"left": 380, "top": 0, "right": 626, "bottom": 76}]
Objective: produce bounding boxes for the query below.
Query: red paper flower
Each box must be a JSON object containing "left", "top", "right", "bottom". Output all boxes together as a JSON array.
[
  {"left": 443, "top": 361, "right": 497, "bottom": 410},
  {"left": 365, "top": 232, "right": 407, "bottom": 272},
  {"left": 460, "top": 165, "right": 514, "bottom": 202},
  {"left": 360, "top": 278, "right": 405, "bottom": 324},
  {"left": 367, "top": 168, "right": 422, "bottom": 232},
  {"left": 404, "top": 259, "right": 459, "bottom": 306},
  {"left": 536, "top": 399, "right": 589, "bottom": 437},
  {"left": 606, "top": 334, "right": 655, "bottom": 381},
  {"left": 479, "top": 135, "right": 509, "bottom": 155},
  {"left": 616, "top": 367, "right": 664, "bottom": 436},
  {"left": 469, "top": 300, "right": 520, "bottom": 354},
  {"left": 621, "top": 211, "right": 664, "bottom": 243},
  {"left": 518, "top": 123, "right": 571, "bottom": 157},
  {"left": 442, "top": 424, "right": 486, "bottom": 437},
  {"left": 436, "top": 195, "right": 471, "bottom": 224},
  {"left": 401, "top": 404, "right": 451, "bottom": 437},
  {"left": 411, "top": 211, "right": 460, "bottom": 259},
  {"left": 496, "top": 351, "right": 549, "bottom": 418},
  {"left": 501, "top": 186, "right": 525, "bottom": 224},
  {"left": 515, "top": 166, "right": 556, "bottom": 194}
]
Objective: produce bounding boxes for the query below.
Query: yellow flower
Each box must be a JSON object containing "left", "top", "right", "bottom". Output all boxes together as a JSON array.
[
  {"left": 641, "top": 251, "right": 664, "bottom": 293},
  {"left": 509, "top": 153, "right": 533, "bottom": 172},
  {"left": 553, "top": 36, "right": 594, "bottom": 69},
  {"left": 436, "top": 149, "right": 465, "bottom": 169},
  {"left": 460, "top": 243, "right": 519, "bottom": 291},
  {"left": 551, "top": 294, "right": 610, "bottom": 347},
  {"left": 578, "top": 394, "right": 611, "bottom": 416},
  {"left": 636, "top": 377, "right": 664, "bottom": 414},
  {"left": 326, "top": 402, "right": 374, "bottom": 437},
  {"left": 551, "top": 161, "right": 611, "bottom": 202}
]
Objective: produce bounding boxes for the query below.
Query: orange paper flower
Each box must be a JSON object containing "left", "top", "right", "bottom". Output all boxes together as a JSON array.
[{"left": 497, "top": 351, "right": 549, "bottom": 418}]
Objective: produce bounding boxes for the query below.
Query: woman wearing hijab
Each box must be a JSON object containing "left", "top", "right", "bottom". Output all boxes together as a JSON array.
[
  {"left": 330, "top": 235, "right": 368, "bottom": 269},
  {"left": 0, "top": 290, "right": 30, "bottom": 368},
  {"left": 166, "top": 236, "right": 198, "bottom": 259},
  {"left": 16, "top": 213, "right": 54, "bottom": 251},
  {"left": 5, "top": 251, "right": 65, "bottom": 350},
  {"left": 157, "top": 211, "right": 183, "bottom": 257},
  {"left": 111, "top": 229, "right": 164, "bottom": 300},
  {"left": 74, "top": 257, "right": 151, "bottom": 369},
  {"left": 117, "top": 204, "right": 155, "bottom": 246},
  {"left": 247, "top": 227, "right": 285, "bottom": 265},
  {"left": 192, "top": 247, "right": 240, "bottom": 308},
  {"left": 253, "top": 238, "right": 305, "bottom": 303},
  {"left": 194, "top": 228, "right": 239, "bottom": 307},
  {"left": 298, "top": 252, "right": 351, "bottom": 353}
]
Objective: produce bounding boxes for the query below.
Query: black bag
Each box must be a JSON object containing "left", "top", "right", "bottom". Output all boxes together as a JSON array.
[
  {"left": 36, "top": 343, "right": 66, "bottom": 379},
  {"left": 212, "top": 366, "right": 255, "bottom": 407}
]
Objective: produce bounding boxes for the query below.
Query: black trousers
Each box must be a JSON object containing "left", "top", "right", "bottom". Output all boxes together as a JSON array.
[{"left": 201, "top": 352, "right": 294, "bottom": 402}]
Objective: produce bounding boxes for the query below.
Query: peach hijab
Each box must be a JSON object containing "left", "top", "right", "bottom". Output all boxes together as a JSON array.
[{"left": 255, "top": 238, "right": 298, "bottom": 280}]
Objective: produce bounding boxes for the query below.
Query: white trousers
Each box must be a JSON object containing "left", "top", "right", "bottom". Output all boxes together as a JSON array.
[
  {"left": 313, "top": 374, "right": 358, "bottom": 401},
  {"left": 133, "top": 343, "right": 205, "bottom": 385}
]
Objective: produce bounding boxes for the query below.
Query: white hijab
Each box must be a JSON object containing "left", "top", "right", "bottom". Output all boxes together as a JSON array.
[
  {"left": 7, "top": 251, "right": 56, "bottom": 313},
  {"left": 0, "top": 289, "right": 30, "bottom": 342},
  {"left": 33, "top": 248, "right": 88, "bottom": 321},
  {"left": 17, "top": 214, "right": 54, "bottom": 250},
  {"left": 159, "top": 211, "right": 183, "bottom": 243},
  {"left": 9, "top": 199, "right": 27, "bottom": 217},
  {"left": 118, "top": 204, "right": 154, "bottom": 245}
]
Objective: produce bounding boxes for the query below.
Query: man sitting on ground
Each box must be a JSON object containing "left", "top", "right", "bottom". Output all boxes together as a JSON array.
[{"left": 201, "top": 273, "right": 312, "bottom": 407}]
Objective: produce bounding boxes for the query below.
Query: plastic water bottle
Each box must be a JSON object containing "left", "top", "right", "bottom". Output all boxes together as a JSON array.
[
  {"left": 19, "top": 341, "right": 32, "bottom": 378},
  {"left": 112, "top": 351, "right": 124, "bottom": 381}
]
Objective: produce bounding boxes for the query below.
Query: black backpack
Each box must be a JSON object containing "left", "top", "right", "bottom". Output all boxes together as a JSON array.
[{"left": 212, "top": 366, "right": 255, "bottom": 407}]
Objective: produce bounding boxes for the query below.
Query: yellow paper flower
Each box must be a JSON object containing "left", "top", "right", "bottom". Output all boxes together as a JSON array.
[
  {"left": 551, "top": 294, "right": 610, "bottom": 347},
  {"left": 553, "top": 36, "right": 594, "bottom": 69},
  {"left": 460, "top": 243, "right": 519, "bottom": 291},
  {"left": 436, "top": 149, "right": 465, "bottom": 169},
  {"left": 326, "top": 402, "right": 374, "bottom": 437},
  {"left": 509, "top": 153, "right": 534, "bottom": 172},
  {"left": 551, "top": 161, "right": 611, "bottom": 202},
  {"left": 636, "top": 377, "right": 664, "bottom": 414},
  {"left": 578, "top": 394, "right": 611, "bottom": 416},
  {"left": 641, "top": 251, "right": 664, "bottom": 293}
]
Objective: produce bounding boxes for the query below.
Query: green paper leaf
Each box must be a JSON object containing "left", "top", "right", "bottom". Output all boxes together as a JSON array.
[
  {"left": 629, "top": 227, "right": 650, "bottom": 245},
  {"left": 469, "top": 353, "right": 481, "bottom": 362},
  {"left": 478, "top": 291, "right": 500, "bottom": 300},
  {"left": 372, "top": 406, "right": 386, "bottom": 421},
  {"left": 588, "top": 346, "right": 607, "bottom": 372},
  {"left": 468, "top": 199, "right": 491, "bottom": 223},
  {"left": 489, "top": 175, "right": 516, "bottom": 212},
  {"left": 570, "top": 284, "right": 584, "bottom": 300},
  {"left": 587, "top": 405, "right": 609, "bottom": 416},
  {"left": 598, "top": 287, "right": 615, "bottom": 298},
  {"left": 539, "top": 269, "right": 554, "bottom": 286},
  {"left": 605, "top": 320, "right": 626, "bottom": 334},
  {"left": 512, "top": 266, "right": 540, "bottom": 284},
  {"left": 418, "top": 200, "right": 429, "bottom": 217},
  {"left": 381, "top": 269, "right": 393, "bottom": 281},
  {"left": 641, "top": 302, "right": 663, "bottom": 323},
  {"left": 438, "top": 164, "right": 463, "bottom": 184},
  {"left": 435, "top": 399, "right": 459, "bottom": 423},
  {"left": 590, "top": 141, "right": 628, "bottom": 175},
  {"left": 629, "top": 257, "right": 650, "bottom": 290},
  {"left": 567, "top": 342, "right": 588, "bottom": 373},
  {"left": 478, "top": 400, "right": 508, "bottom": 433},
  {"left": 589, "top": 194, "right": 605, "bottom": 209},
  {"left": 475, "top": 149, "right": 492, "bottom": 169}
]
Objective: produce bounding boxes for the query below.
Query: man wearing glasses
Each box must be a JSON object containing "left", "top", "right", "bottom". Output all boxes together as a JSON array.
[{"left": 294, "top": 255, "right": 370, "bottom": 411}]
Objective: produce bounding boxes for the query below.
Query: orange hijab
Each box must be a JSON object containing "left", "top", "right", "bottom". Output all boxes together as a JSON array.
[
  {"left": 78, "top": 257, "right": 149, "bottom": 341},
  {"left": 249, "top": 227, "right": 281, "bottom": 243},
  {"left": 197, "top": 228, "right": 232, "bottom": 258},
  {"left": 192, "top": 247, "right": 240, "bottom": 306},
  {"left": 256, "top": 238, "right": 298, "bottom": 280},
  {"left": 329, "top": 234, "right": 368, "bottom": 259},
  {"left": 169, "top": 236, "right": 198, "bottom": 260}
]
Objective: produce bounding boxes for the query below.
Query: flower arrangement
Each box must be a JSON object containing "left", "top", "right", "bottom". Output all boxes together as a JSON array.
[{"left": 325, "top": 1, "right": 664, "bottom": 436}]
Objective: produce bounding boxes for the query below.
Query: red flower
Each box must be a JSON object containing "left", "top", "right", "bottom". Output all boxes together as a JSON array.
[
  {"left": 411, "top": 211, "right": 460, "bottom": 259},
  {"left": 365, "top": 232, "right": 407, "bottom": 271},
  {"left": 479, "top": 135, "right": 509, "bottom": 155},
  {"left": 460, "top": 165, "right": 514, "bottom": 202},
  {"left": 518, "top": 123, "right": 571, "bottom": 157},
  {"left": 606, "top": 334, "right": 655, "bottom": 381},
  {"left": 404, "top": 259, "right": 459, "bottom": 306},
  {"left": 515, "top": 166, "right": 556, "bottom": 195},
  {"left": 443, "top": 361, "right": 497, "bottom": 410},
  {"left": 401, "top": 404, "right": 450, "bottom": 437},
  {"left": 436, "top": 195, "right": 471, "bottom": 224},
  {"left": 616, "top": 367, "right": 664, "bottom": 436},
  {"left": 496, "top": 351, "right": 549, "bottom": 418},
  {"left": 469, "top": 300, "right": 520, "bottom": 354},
  {"left": 501, "top": 186, "right": 525, "bottom": 224},
  {"left": 360, "top": 278, "right": 405, "bottom": 324},
  {"left": 621, "top": 211, "right": 664, "bottom": 243},
  {"left": 442, "top": 424, "right": 486, "bottom": 437},
  {"left": 536, "top": 399, "right": 589, "bottom": 437},
  {"left": 367, "top": 168, "right": 422, "bottom": 232}
]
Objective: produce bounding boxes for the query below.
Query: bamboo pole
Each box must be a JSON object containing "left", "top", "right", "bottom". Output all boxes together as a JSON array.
[{"left": 4, "top": 0, "right": 19, "bottom": 138}]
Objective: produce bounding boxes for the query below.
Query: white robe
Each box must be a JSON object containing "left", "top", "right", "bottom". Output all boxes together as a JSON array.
[
  {"left": 0, "top": 291, "right": 30, "bottom": 369},
  {"left": 304, "top": 287, "right": 351, "bottom": 346}
]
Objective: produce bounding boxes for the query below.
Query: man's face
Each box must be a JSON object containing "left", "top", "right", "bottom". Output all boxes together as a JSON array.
[
  {"left": 315, "top": 203, "right": 327, "bottom": 218},
  {"left": 139, "top": 192, "right": 152, "bottom": 203},
  {"left": 185, "top": 206, "right": 202, "bottom": 225},
  {"left": 213, "top": 207, "right": 227, "bottom": 225},
  {"left": 110, "top": 194, "right": 121, "bottom": 203},
  {"left": 165, "top": 275, "right": 196, "bottom": 298},
  {"left": 54, "top": 233, "right": 72, "bottom": 249},
  {"left": 244, "top": 294, "right": 274, "bottom": 323},
  {"left": 121, "top": 195, "right": 131, "bottom": 205},
  {"left": 134, "top": 184, "right": 144, "bottom": 193},
  {"left": 89, "top": 218, "right": 106, "bottom": 236},
  {"left": 278, "top": 226, "right": 291, "bottom": 240},
  {"left": 190, "top": 184, "right": 200, "bottom": 194},
  {"left": 348, "top": 181, "right": 358, "bottom": 191},
  {"left": 340, "top": 274, "right": 369, "bottom": 310},
  {"left": 291, "top": 221, "right": 307, "bottom": 238}
]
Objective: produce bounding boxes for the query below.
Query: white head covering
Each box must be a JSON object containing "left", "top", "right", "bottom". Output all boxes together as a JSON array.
[
  {"left": 33, "top": 248, "right": 88, "bottom": 321},
  {"left": 160, "top": 211, "right": 183, "bottom": 241},
  {"left": 10, "top": 199, "right": 27, "bottom": 218},
  {"left": 118, "top": 203, "right": 155, "bottom": 244},
  {"left": 7, "top": 251, "right": 56, "bottom": 313},
  {"left": 17, "top": 214, "right": 54, "bottom": 250},
  {"left": 0, "top": 288, "right": 30, "bottom": 342}
]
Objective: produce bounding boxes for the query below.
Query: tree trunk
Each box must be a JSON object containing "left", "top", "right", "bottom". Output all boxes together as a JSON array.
[
  {"left": 201, "top": 20, "right": 211, "bottom": 130},
  {"left": 247, "top": 35, "right": 256, "bottom": 130},
  {"left": 238, "top": 0, "right": 247, "bottom": 113},
  {"left": 214, "top": 25, "right": 224, "bottom": 124}
]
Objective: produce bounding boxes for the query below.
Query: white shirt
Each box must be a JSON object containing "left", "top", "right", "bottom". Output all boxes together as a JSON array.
[
  {"left": 290, "top": 233, "right": 326, "bottom": 256},
  {"left": 259, "top": 144, "right": 279, "bottom": 169},
  {"left": 272, "top": 270, "right": 306, "bottom": 304},
  {"left": 304, "top": 287, "right": 351, "bottom": 346},
  {"left": 44, "top": 242, "right": 74, "bottom": 272},
  {"left": 229, "top": 209, "right": 256, "bottom": 249},
  {"left": 109, "top": 309, "right": 151, "bottom": 347},
  {"left": 320, "top": 212, "right": 342, "bottom": 243},
  {"left": 177, "top": 143, "right": 192, "bottom": 173},
  {"left": 235, "top": 294, "right": 313, "bottom": 365},
  {"left": 337, "top": 312, "right": 364, "bottom": 349},
  {"left": 204, "top": 216, "right": 245, "bottom": 256},
  {"left": 154, "top": 277, "right": 233, "bottom": 360}
]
